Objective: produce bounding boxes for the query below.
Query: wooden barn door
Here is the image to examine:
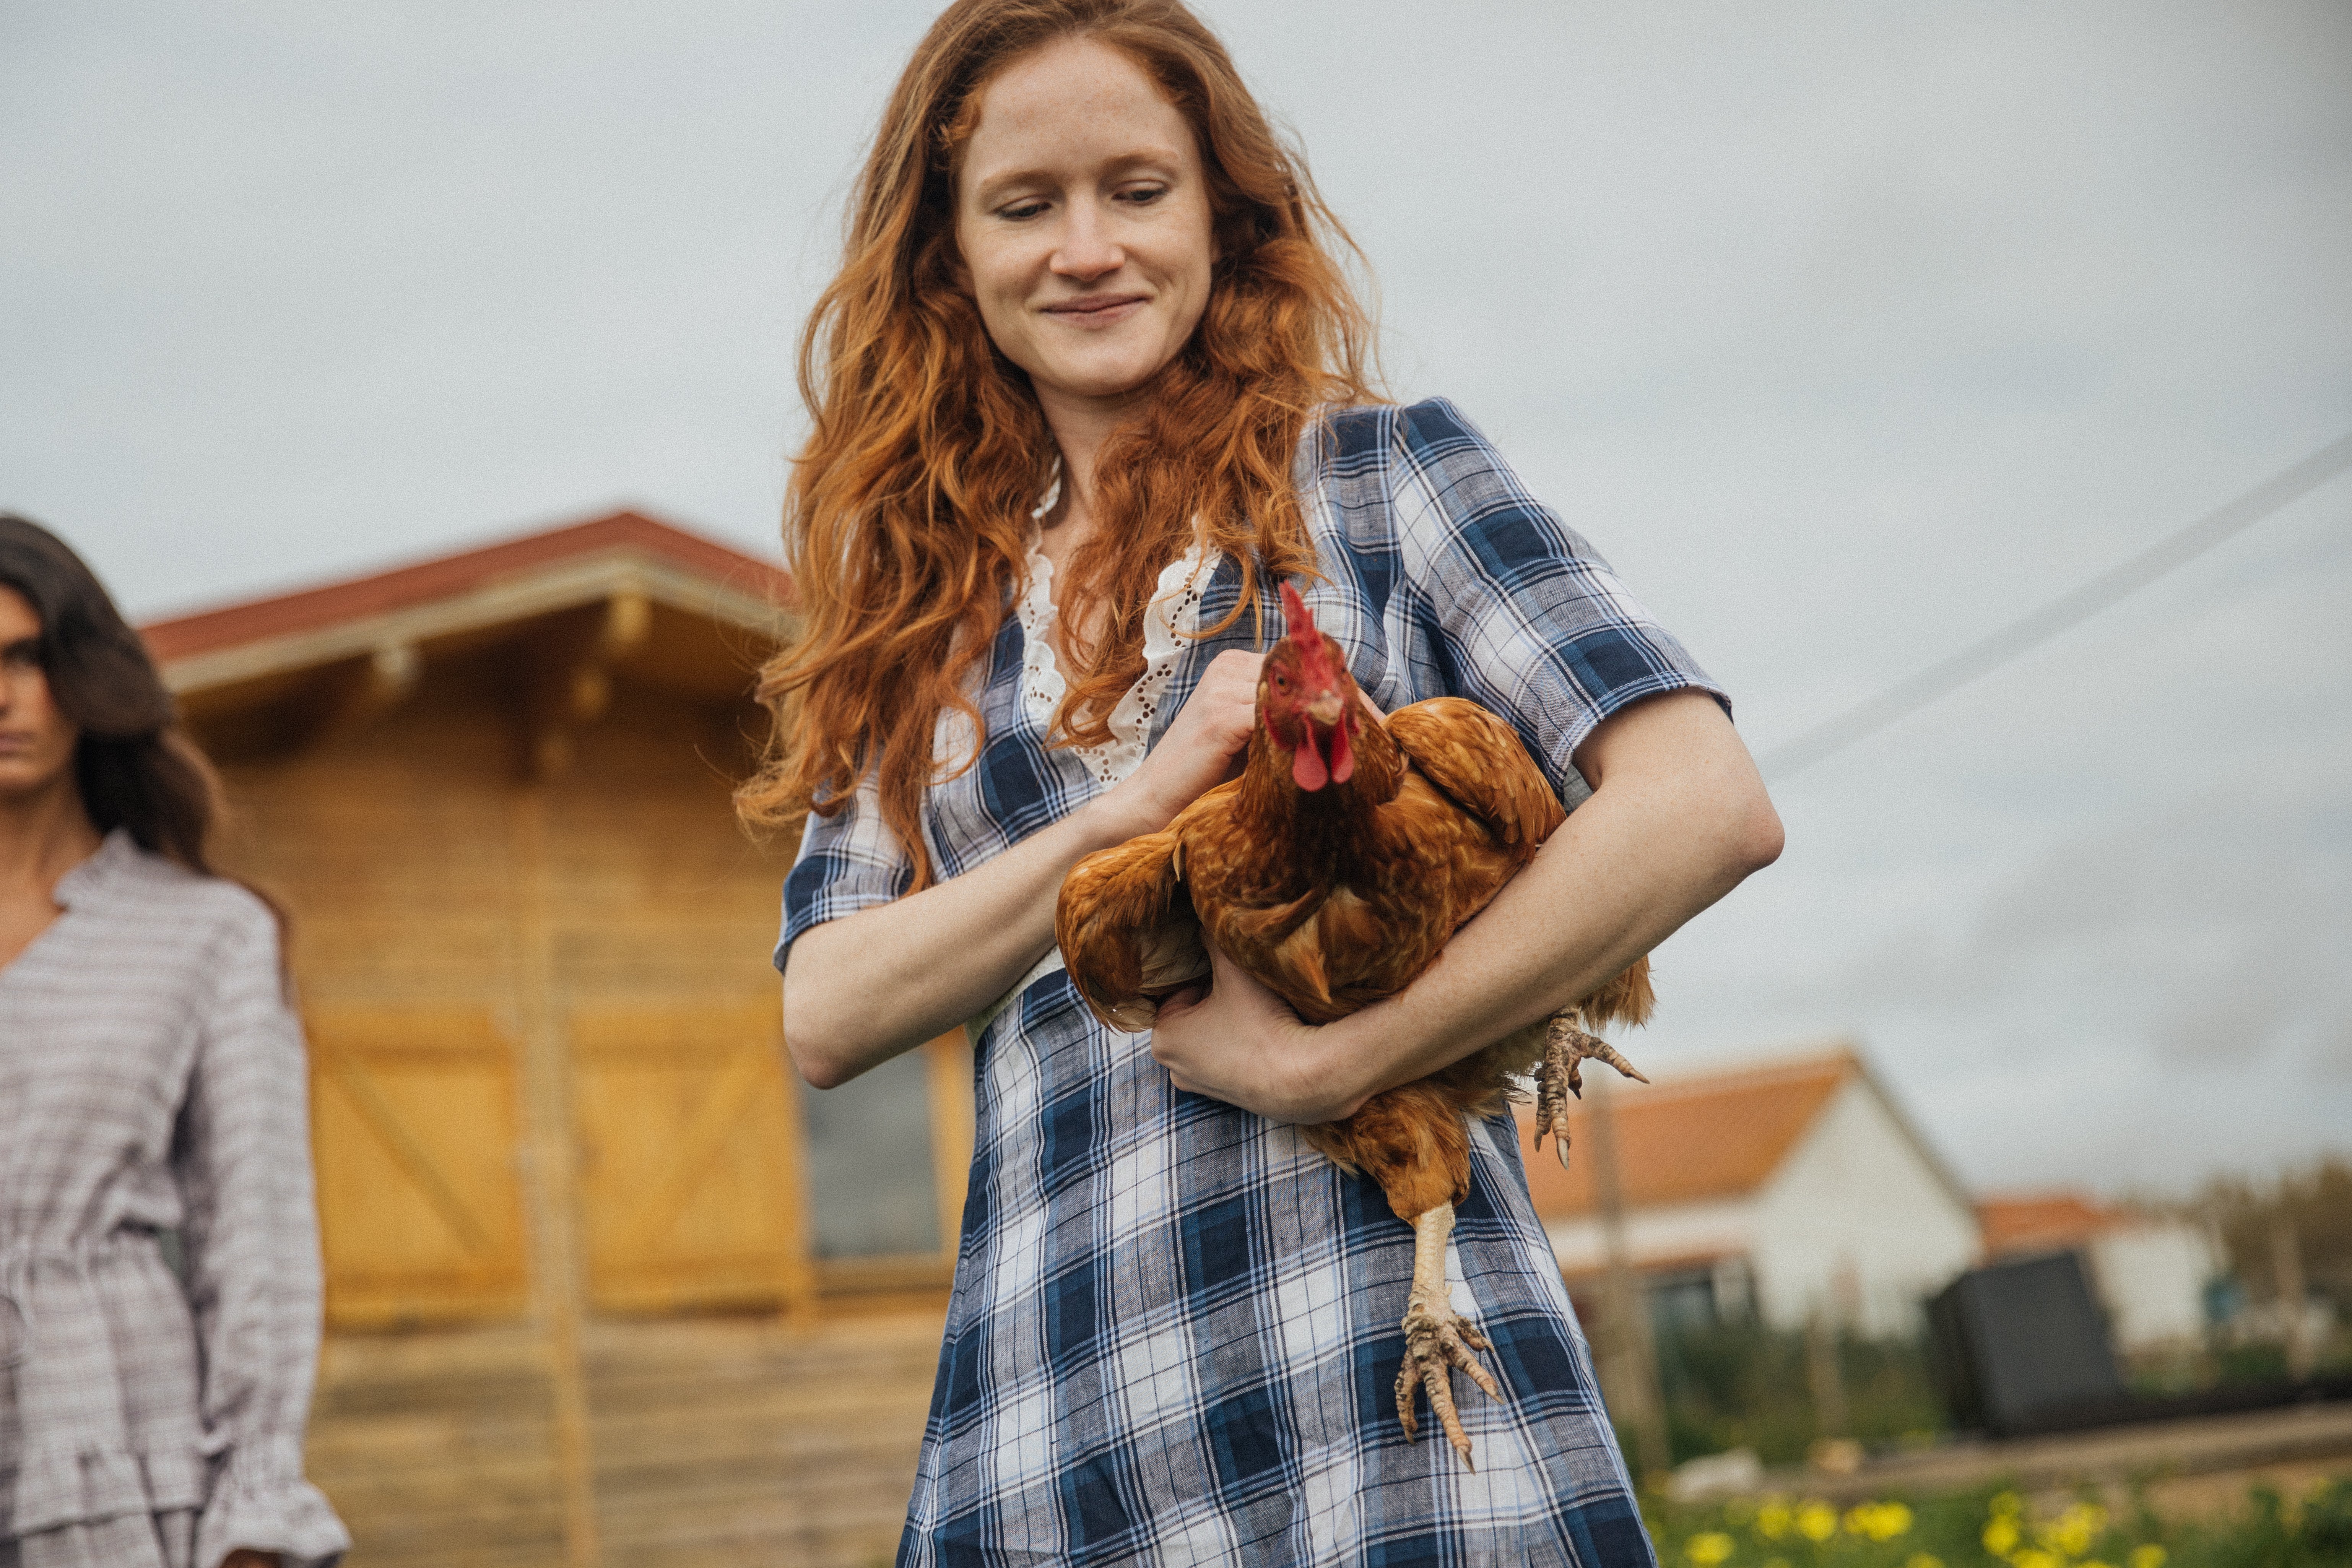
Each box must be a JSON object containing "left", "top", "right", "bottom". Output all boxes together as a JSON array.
[
  {"left": 306, "top": 1006, "right": 532, "bottom": 1327},
  {"left": 569, "top": 1001, "right": 813, "bottom": 1316}
]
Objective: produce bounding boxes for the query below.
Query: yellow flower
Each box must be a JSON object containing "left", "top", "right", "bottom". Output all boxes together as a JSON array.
[
  {"left": 1845, "top": 1503, "right": 1914, "bottom": 1541},
  {"left": 2084, "top": 1560, "right": 2115, "bottom": 1568},
  {"left": 1797, "top": 1503, "right": 1838, "bottom": 1543},
  {"left": 1982, "top": 1517, "right": 2022, "bottom": 1556},
  {"left": 1904, "top": 1556, "right": 1943, "bottom": 1568},
  {"left": 1991, "top": 1492, "right": 2024, "bottom": 1518},
  {"left": 2040, "top": 1503, "right": 2106, "bottom": 1558},
  {"left": 1756, "top": 1503, "right": 1793, "bottom": 1541},
  {"left": 2012, "top": 1550, "right": 2061, "bottom": 1568},
  {"left": 2127, "top": 1548, "right": 2166, "bottom": 1568},
  {"left": 1687, "top": 1532, "right": 1737, "bottom": 1566}
]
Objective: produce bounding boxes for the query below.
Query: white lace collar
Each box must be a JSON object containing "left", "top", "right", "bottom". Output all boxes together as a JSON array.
[{"left": 1014, "top": 462, "right": 1214, "bottom": 787}]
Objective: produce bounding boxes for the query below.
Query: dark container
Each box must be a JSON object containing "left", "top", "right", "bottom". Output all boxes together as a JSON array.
[{"left": 1926, "top": 1251, "right": 2126, "bottom": 1436}]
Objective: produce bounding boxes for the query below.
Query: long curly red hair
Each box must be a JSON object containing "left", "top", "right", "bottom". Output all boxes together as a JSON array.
[{"left": 737, "top": 0, "right": 1380, "bottom": 885}]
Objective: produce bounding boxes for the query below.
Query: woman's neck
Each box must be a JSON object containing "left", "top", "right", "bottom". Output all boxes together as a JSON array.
[
  {"left": 1032, "top": 383, "right": 1151, "bottom": 655},
  {"left": 1032, "top": 381, "right": 1150, "bottom": 565},
  {"left": 0, "top": 776, "right": 103, "bottom": 902}
]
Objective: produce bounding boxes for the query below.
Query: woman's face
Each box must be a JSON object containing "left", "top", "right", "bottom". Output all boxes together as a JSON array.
[
  {"left": 956, "top": 36, "right": 1215, "bottom": 423},
  {"left": 0, "top": 585, "right": 77, "bottom": 801}
]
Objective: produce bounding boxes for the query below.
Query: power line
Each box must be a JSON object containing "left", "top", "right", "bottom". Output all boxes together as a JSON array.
[{"left": 1756, "top": 427, "right": 2352, "bottom": 784}]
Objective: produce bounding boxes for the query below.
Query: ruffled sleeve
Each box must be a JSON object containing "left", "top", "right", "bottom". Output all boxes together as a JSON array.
[
  {"left": 172, "top": 894, "right": 351, "bottom": 1568},
  {"left": 1379, "top": 398, "right": 1730, "bottom": 806}
]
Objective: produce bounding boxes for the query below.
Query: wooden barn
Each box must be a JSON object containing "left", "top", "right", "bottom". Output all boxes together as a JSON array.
[{"left": 141, "top": 512, "right": 964, "bottom": 1568}]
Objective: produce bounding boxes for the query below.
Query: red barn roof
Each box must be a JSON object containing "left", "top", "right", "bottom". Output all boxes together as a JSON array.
[{"left": 140, "top": 510, "right": 791, "bottom": 697}]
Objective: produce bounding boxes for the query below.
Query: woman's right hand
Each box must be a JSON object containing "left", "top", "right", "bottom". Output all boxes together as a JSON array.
[
  {"left": 1097, "top": 649, "right": 1262, "bottom": 838},
  {"left": 787, "top": 649, "right": 1261, "bottom": 1087}
]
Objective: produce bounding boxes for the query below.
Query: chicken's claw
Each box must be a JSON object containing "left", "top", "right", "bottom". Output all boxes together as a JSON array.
[
  {"left": 1392, "top": 1203, "right": 1501, "bottom": 1465},
  {"left": 1395, "top": 1294, "right": 1501, "bottom": 1466},
  {"left": 1533, "top": 1012, "right": 1649, "bottom": 1169}
]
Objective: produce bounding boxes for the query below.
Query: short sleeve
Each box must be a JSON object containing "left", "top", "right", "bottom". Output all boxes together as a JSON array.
[
  {"left": 775, "top": 771, "right": 917, "bottom": 969},
  {"left": 1382, "top": 398, "right": 1729, "bottom": 805}
]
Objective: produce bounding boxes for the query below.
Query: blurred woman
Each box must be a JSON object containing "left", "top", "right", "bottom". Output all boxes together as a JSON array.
[
  {"left": 743, "top": 0, "right": 1780, "bottom": 1561},
  {"left": 0, "top": 515, "right": 348, "bottom": 1568}
]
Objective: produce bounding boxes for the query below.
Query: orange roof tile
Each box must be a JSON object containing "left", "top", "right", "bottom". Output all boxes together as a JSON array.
[
  {"left": 1977, "top": 1191, "right": 2116, "bottom": 1256},
  {"left": 1518, "top": 1050, "right": 1855, "bottom": 1219},
  {"left": 140, "top": 510, "right": 788, "bottom": 663}
]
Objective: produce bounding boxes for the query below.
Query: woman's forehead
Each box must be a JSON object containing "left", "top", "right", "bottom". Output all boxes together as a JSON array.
[
  {"left": 0, "top": 583, "right": 39, "bottom": 637},
  {"left": 961, "top": 36, "right": 1195, "bottom": 195}
]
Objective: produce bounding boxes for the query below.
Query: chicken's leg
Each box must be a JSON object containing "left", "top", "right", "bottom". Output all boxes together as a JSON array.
[
  {"left": 1532, "top": 1012, "right": 1649, "bottom": 1168},
  {"left": 1393, "top": 1202, "right": 1502, "bottom": 1466}
]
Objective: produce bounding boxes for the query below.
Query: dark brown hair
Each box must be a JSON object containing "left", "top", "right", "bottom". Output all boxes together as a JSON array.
[
  {"left": 0, "top": 513, "right": 234, "bottom": 879},
  {"left": 734, "top": 0, "right": 1380, "bottom": 886}
]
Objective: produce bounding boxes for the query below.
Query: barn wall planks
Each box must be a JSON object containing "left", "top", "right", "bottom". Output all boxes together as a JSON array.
[
  {"left": 208, "top": 650, "right": 805, "bottom": 1326},
  {"left": 189, "top": 606, "right": 975, "bottom": 1564}
]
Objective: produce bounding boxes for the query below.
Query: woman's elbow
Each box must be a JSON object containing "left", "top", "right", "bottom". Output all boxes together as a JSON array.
[
  {"left": 780, "top": 969, "right": 855, "bottom": 1090},
  {"left": 787, "top": 1036, "right": 854, "bottom": 1092},
  {"left": 1728, "top": 785, "right": 1785, "bottom": 876}
]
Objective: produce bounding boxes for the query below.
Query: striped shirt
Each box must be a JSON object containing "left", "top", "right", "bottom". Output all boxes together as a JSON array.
[
  {"left": 0, "top": 833, "right": 348, "bottom": 1568},
  {"left": 782, "top": 399, "right": 1724, "bottom": 1567}
]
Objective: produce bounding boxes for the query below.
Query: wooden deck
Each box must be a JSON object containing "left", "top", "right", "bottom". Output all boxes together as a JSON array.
[{"left": 307, "top": 1309, "right": 948, "bottom": 1568}]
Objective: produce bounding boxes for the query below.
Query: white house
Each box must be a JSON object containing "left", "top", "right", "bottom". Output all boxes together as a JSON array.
[
  {"left": 1977, "top": 1192, "right": 2223, "bottom": 1353},
  {"left": 1523, "top": 1045, "right": 1980, "bottom": 1340}
]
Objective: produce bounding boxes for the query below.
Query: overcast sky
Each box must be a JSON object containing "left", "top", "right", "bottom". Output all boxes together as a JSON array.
[{"left": 5, "top": 0, "right": 2347, "bottom": 1198}]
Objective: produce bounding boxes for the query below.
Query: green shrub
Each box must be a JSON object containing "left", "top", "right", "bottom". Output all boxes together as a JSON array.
[{"left": 1650, "top": 1322, "right": 1947, "bottom": 1465}]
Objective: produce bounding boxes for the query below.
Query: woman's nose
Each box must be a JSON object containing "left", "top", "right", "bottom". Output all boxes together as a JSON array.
[{"left": 1052, "top": 202, "right": 1125, "bottom": 280}]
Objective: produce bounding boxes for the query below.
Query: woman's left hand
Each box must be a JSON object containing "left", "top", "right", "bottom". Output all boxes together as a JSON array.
[{"left": 1149, "top": 946, "right": 1369, "bottom": 1124}]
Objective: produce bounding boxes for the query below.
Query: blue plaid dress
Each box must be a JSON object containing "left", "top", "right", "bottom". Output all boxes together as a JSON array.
[{"left": 781, "top": 399, "right": 1726, "bottom": 1568}]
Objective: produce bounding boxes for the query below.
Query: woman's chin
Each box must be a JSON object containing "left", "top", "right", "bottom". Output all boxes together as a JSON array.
[{"left": 1026, "top": 346, "right": 1182, "bottom": 411}]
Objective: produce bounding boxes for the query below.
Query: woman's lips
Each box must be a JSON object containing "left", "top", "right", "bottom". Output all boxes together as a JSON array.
[{"left": 1042, "top": 294, "right": 1146, "bottom": 328}]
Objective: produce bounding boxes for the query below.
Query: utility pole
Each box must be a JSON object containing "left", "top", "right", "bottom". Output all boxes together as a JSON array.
[
  {"left": 1805, "top": 1307, "right": 1849, "bottom": 1439},
  {"left": 1587, "top": 1072, "right": 1669, "bottom": 1479},
  {"left": 2272, "top": 1214, "right": 2314, "bottom": 1379}
]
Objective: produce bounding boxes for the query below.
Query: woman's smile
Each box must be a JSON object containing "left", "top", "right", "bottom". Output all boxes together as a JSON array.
[{"left": 1040, "top": 291, "right": 1151, "bottom": 327}]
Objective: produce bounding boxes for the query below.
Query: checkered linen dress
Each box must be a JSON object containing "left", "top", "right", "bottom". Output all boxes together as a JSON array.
[
  {"left": 0, "top": 834, "right": 348, "bottom": 1568},
  {"left": 782, "top": 400, "right": 1726, "bottom": 1568}
]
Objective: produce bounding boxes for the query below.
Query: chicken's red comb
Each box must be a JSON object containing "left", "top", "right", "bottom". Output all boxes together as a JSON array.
[
  {"left": 1281, "top": 581, "right": 1316, "bottom": 643},
  {"left": 1279, "top": 581, "right": 1344, "bottom": 688}
]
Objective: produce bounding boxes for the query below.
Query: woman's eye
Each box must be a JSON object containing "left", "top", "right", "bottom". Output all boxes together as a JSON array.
[
  {"left": 1118, "top": 185, "right": 1167, "bottom": 206},
  {"left": 999, "top": 200, "right": 1048, "bottom": 221}
]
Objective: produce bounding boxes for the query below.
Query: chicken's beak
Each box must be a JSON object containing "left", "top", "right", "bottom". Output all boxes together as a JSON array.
[{"left": 1291, "top": 692, "right": 1355, "bottom": 793}]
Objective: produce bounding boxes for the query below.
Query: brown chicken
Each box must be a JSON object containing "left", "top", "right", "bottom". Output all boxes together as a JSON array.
[{"left": 1056, "top": 582, "right": 1653, "bottom": 1465}]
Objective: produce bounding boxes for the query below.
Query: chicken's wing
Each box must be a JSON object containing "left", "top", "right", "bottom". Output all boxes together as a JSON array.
[{"left": 1056, "top": 826, "right": 1206, "bottom": 1033}]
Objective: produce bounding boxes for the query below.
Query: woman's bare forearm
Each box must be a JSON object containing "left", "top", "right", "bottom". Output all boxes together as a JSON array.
[
  {"left": 782, "top": 793, "right": 1146, "bottom": 1087},
  {"left": 1331, "top": 692, "right": 1783, "bottom": 1104},
  {"left": 783, "top": 650, "right": 1266, "bottom": 1090},
  {"left": 1147, "top": 690, "right": 1783, "bottom": 1122}
]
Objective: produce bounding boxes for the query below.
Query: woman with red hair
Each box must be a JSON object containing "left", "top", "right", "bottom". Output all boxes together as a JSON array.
[{"left": 742, "top": 2, "right": 1781, "bottom": 1560}]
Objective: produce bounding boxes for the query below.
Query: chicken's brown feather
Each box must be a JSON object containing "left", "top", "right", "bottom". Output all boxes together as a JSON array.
[{"left": 1056, "top": 645, "right": 1651, "bottom": 1230}]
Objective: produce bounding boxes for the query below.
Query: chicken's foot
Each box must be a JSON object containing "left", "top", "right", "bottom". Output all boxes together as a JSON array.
[
  {"left": 1393, "top": 1202, "right": 1502, "bottom": 1466},
  {"left": 1532, "top": 1012, "right": 1649, "bottom": 1169}
]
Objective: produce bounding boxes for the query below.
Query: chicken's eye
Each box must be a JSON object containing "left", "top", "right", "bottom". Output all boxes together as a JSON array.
[{"left": 1273, "top": 672, "right": 1289, "bottom": 691}]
